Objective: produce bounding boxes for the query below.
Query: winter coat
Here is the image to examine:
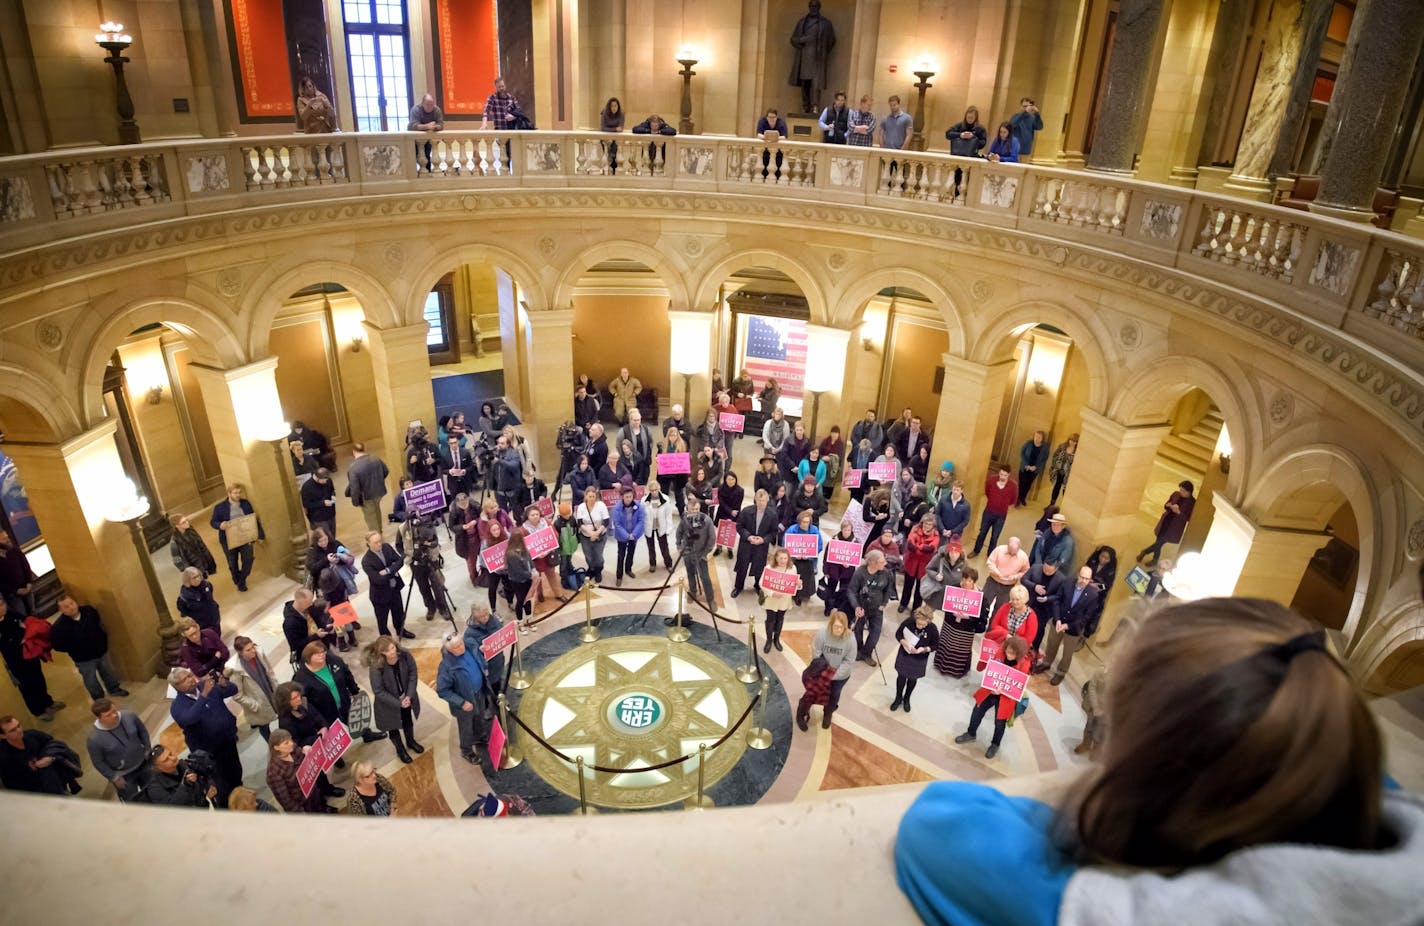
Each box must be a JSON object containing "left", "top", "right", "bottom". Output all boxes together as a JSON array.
[
  {"left": 644, "top": 492, "right": 675, "bottom": 537},
  {"left": 169, "top": 678, "right": 239, "bottom": 753},
  {"left": 226, "top": 650, "right": 280, "bottom": 726},
  {"left": 267, "top": 754, "right": 325, "bottom": 813},
  {"left": 1154, "top": 490, "right": 1196, "bottom": 544},
  {"left": 902, "top": 525, "right": 940, "bottom": 580},
  {"left": 676, "top": 512, "right": 715, "bottom": 560},
  {"left": 611, "top": 500, "right": 646, "bottom": 542},
  {"left": 945, "top": 119, "right": 987, "bottom": 157},
  {"left": 48, "top": 606, "right": 109, "bottom": 663},
  {"left": 293, "top": 653, "right": 360, "bottom": 726},
  {"left": 169, "top": 527, "right": 217, "bottom": 575},
  {"left": 715, "top": 483, "right": 745, "bottom": 524},
  {"left": 209, "top": 498, "right": 263, "bottom": 552},
  {"left": 368, "top": 649, "right": 422, "bottom": 733},
  {"left": 972, "top": 650, "right": 1033, "bottom": 721},
  {"left": 176, "top": 581, "right": 222, "bottom": 633},
  {"left": 179, "top": 629, "right": 229, "bottom": 677}
]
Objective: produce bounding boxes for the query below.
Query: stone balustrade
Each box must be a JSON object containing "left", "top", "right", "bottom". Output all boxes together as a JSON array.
[{"left": 1, "top": 130, "right": 1422, "bottom": 371}]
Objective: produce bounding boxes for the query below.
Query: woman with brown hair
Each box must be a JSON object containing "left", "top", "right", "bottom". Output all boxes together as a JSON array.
[
  {"left": 265, "top": 729, "right": 330, "bottom": 813},
  {"left": 898, "top": 598, "right": 1423, "bottom": 924}
]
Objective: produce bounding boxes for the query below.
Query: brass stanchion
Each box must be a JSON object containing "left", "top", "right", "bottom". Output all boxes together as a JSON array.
[
  {"left": 496, "top": 693, "right": 524, "bottom": 769},
  {"left": 735, "top": 617, "right": 760, "bottom": 683},
  {"left": 575, "top": 755, "right": 598, "bottom": 814},
  {"left": 684, "top": 742, "right": 714, "bottom": 809},
  {"left": 746, "top": 677, "right": 772, "bottom": 750},
  {"left": 668, "top": 578, "right": 691, "bottom": 642},
  {"left": 507, "top": 639, "right": 532, "bottom": 690},
  {"left": 578, "top": 579, "right": 600, "bottom": 643}
]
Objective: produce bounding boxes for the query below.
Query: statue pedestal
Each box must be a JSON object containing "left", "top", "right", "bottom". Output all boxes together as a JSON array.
[{"left": 787, "top": 113, "right": 820, "bottom": 141}]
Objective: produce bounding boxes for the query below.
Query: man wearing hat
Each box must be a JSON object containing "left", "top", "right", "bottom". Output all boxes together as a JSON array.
[
  {"left": 1033, "top": 512, "right": 1076, "bottom": 570},
  {"left": 753, "top": 453, "right": 781, "bottom": 498}
]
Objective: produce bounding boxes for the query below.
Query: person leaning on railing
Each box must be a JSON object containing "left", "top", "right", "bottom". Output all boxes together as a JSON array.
[
  {"left": 897, "top": 597, "right": 1424, "bottom": 925},
  {"left": 408, "top": 92, "right": 445, "bottom": 172},
  {"left": 631, "top": 114, "right": 677, "bottom": 165}
]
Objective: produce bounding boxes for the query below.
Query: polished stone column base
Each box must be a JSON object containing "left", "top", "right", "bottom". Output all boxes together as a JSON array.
[
  {"left": 1307, "top": 200, "right": 1379, "bottom": 224},
  {"left": 1221, "top": 173, "right": 1275, "bottom": 202}
]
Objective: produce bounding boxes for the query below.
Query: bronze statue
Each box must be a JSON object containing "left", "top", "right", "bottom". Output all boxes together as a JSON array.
[{"left": 789, "top": 0, "right": 836, "bottom": 114}]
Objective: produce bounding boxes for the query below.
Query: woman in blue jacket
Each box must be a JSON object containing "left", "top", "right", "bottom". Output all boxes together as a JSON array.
[
  {"left": 896, "top": 597, "right": 1423, "bottom": 925},
  {"left": 611, "top": 487, "right": 646, "bottom": 586},
  {"left": 985, "top": 122, "right": 1019, "bottom": 163}
]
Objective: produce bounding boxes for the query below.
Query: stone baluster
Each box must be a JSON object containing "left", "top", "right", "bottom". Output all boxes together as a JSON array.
[
  {"left": 329, "top": 142, "right": 348, "bottom": 181},
  {"left": 45, "top": 166, "right": 68, "bottom": 217},
  {"left": 77, "top": 162, "right": 103, "bottom": 212},
  {"left": 243, "top": 148, "right": 258, "bottom": 190},
  {"left": 127, "top": 156, "right": 149, "bottom": 204}
]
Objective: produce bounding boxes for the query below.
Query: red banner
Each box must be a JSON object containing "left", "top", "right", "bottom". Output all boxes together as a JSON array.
[
  {"left": 328, "top": 600, "right": 359, "bottom": 627},
  {"left": 842, "top": 468, "right": 863, "bottom": 488},
  {"left": 869, "top": 461, "right": 898, "bottom": 482},
  {"left": 716, "top": 519, "right": 737, "bottom": 549},
  {"left": 718, "top": 412, "right": 745, "bottom": 433},
  {"left": 784, "top": 532, "right": 820, "bottom": 559},
  {"left": 480, "top": 540, "right": 508, "bottom": 572},
  {"left": 827, "top": 539, "right": 862, "bottom": 567},
  {"left": 525, "top": 524, "right": 558, "bottom": 559},
  {"left": 297, "top": 720, "right": 353, "bottom": 797},
  {"left": 982, "top": 660, "right": 1028, "bottom": 701},
  {"left": 942, "top": 586, "right": 985, "bottom": 616},
  {"left": 228, "top": 0, "right": 294, "bottom": 117},
  {"left": 656, "top": 452, "right": 690, "bottom": 475},
  {"left": 536, "top": 496, "right": 554, "bottom": 518},
  {"left": 601, "top": 486, "right": 646, "bottom": 508},
  {"left": 433, "top": 0, "right": 500, "bottom": 116},
  {"left": 760, "top": 567, "right": 799, "bottom": 595},
  {"left": 480, "top": 621, "right": 518, "bottom": 660}
]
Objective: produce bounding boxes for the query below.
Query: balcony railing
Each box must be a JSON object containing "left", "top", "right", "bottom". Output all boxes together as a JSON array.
[{"left": 1, "top": 130, "right": 1421, "bottom": 373}]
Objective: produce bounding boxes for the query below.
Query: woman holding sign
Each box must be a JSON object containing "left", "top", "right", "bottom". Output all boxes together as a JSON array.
[
  {"left": 656, "top": 428, "right": 689, "bottom": 517},
  {"left": 934, "top": 566, "right": 981, "bottom": 678},
  {"left": 761, "top": 547, "right": 801, "bottom": 653},
  {"left": 265, "top": 729, "right": 330, "bottom": 814},
  {"left": 899, "top": 513, "right": 941, "bottom": 613},
  {"left": 890, "top": 605, "right": 939, "bottom": 712},
  {"left": 954, "top": 634, "right": 1031, "bottom": 759},
  {"left": 820, "top": 521, "right": 859, "bottom": 616},
  {"left": 979, "top": 584, "right": 1039, "bottom": 673},
  {"left": 713, "top": 472, "right": 744, "bottom": 559},
  {"left": 783, "top": 509, "right": 823, "bottom": 607}
]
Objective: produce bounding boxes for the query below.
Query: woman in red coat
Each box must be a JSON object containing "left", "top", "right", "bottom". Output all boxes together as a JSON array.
[
  {"left": 955, "top": 634, "right": 1031, "bottom": 759},
  {"left": 898, "top": 512, "right": 941, "bottom": 613},
  {"left": 976, "top": 584, "right": 1037, "bottom": 671}
]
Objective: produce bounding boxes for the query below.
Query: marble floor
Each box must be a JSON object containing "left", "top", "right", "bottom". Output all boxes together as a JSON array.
[{"left": 17, "top": 430, "right": 1167, "bottom": 814}]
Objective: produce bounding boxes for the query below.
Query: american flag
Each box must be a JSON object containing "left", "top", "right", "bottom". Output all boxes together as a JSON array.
[{"left": 743, "top": 316, "right": 807, "bottom": 401}]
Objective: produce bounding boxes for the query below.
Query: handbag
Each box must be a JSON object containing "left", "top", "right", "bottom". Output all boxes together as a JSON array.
[{"left": 346, "top": 689, "right": 374, "bottom": 734}]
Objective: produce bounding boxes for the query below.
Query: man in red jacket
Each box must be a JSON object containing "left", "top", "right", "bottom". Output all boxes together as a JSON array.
[{"left": 970, "top": 464, "right": 1018, "bottom": 558}]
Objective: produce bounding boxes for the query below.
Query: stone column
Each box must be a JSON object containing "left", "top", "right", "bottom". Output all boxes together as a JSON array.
[
  {"left": 668, "top": 310, "right": 717, "bottom": 426},
  {"left": 1198, "top": 498, "right": 1329, "bottom": 602},
  {"left": 1058, "top": 409, "right": 1172, "bottom": 554},
  {"left": 1192, "top": 0, "right": 1255, "bottom": 171},
  {"left": 929, "top": 356, "right": 1017, "bottom": 509},
  {"left": 3, "top": 422, "right": 170, "bottom": 680},
  {"left": 522, "top": 309, "right": 576, "bottom": 472},
  {"left": 362, "top": 320, "right": 436, "bottom": 485},
  {"left": 1086, "top": 0, "right": 1171, "bottom": 174},
  {"left": 1312, "top": 0, "right": 1424, "bottom": 219},
  {"left": 190, "top": 358, "right": 301, "bottom": 580},
  {"left": 1223, "top": 0, "right": 1333, "bottom": 200}
]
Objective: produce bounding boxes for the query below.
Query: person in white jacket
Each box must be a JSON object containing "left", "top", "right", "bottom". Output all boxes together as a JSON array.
[
  {"left": 225, "top": 635, "right": 280, "bottom": 741},
  {"left": 643, "top": 479, "right": 676, "bottom": 573}
]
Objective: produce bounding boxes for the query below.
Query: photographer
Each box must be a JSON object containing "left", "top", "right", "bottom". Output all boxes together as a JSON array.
[
  {"left": 140, "top": 745, "right": 216, "bottom": 807},
  {"left": 167, "top": 667, "right": 241, "bottom": 805},
  {"left": 405, "top": 513, "right": 451, "bottom": 623},
  {"left": 555, "top": 421, "right": 588, "bottom": 490},
  {"left": 405, "top": 426, "right": 440, "bottom": 484},
  {"left": 491, "top": 435, "right": 525, "bottom": 514}
]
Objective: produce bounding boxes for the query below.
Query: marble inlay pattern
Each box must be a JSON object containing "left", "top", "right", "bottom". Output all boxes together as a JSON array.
[
  {"left": 0, "top": 176, "right": 36, "bottom": 222},
  {"left": 680, "top": 147, "right": 715, "bottom": 177},
  {"left": 979, "top": 173, "right": 1018, "bottom": 209},
  {"left": 1307, "top": 239, "right": 1361, "bottom": 296},
  {"left": 828, "top": 157, "right": 863, "bottom": 188},
  {"left": 360, "top": 144, "right": 402, "bottom": 176},
  {"left": 525, "top": 142, "right": 562, "bottom": 172},
  {"left": 1140, "top": 199, "right": 1182, "bottom": 240},
  {"left": 184, "top": 154, "right": 229, "bottom": 194}
]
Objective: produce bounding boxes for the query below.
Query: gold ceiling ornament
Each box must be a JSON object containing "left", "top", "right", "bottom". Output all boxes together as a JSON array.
[{"left": 517, "top": 635, "right": 752, "bottom": 809}]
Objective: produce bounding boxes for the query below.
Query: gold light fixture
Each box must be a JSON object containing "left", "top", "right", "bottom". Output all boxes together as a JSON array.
[{"left": 94, "top": 22, "right": 140, "bottom": 144}]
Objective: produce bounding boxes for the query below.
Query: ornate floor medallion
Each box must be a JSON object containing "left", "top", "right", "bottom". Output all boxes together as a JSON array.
[{"left": 517, "top": 635, "right": 752, "bottom": 808}]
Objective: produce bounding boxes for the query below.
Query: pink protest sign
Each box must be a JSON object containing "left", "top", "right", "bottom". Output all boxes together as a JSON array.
[
  {"left": 601, "top": 488, "right": 620, "bottom": 508},
  {"left": 656, "top": 452, "right": 691, "bottom": 475},
  {"left": 480, "top": 540, "right": 509, "bottom": 572},
  {"left": 841, "top": 468, "right": 863, "bottom": 488},
  {"left": 869, "top": 461, "right": 898, "bottom": 482},
  {"left": 760, "top": 568, "right": 799, "bottom": 595},
  {"left": 942, "top": 586, "right": 985, "bottom": 616},
  {"left": 718, "top": 411, "right": 745, "bottom": 433},
  {"left": 716, "top": 519, "right": 737, "bottom": 549},
  {"left": 297, "top": 746, "right": 323, "bottom": 798},
  {"left": 843, "top": 499, "right": 873, "bottom": 544},
  {"left": 979, "top": 636, "right": 1001, "bottom": 665},
  {"left": 982, "top": 660, "right": 1028, "bottom": 702},
  {"left": 320, "top": 720, "right": 353, "bottom": 767},
  {"left": 784, "top": 532, "right": 820, "bottom": 559},
  {"left": 826, "top": 539, "right": 862, "bottom": 567},
  {"left": 536, "top": 496, "right": 554, "bottom": 518},
  {"left": 488, "top": 715, "right": 507, "bottom": 769},
  {"left": 480, "top": 621, "right": 518, "bottom": 660},
  {"left": 525, "top": 524, "right": 558, "bottom": 558}
]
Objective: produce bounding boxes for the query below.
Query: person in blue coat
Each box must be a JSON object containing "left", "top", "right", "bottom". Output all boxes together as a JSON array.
[
  {"left": 896, "top": 597, "right": 1424, "bottom": 926},
  {"left": 1017, "top": 430, "right": 1049, "bottom": 506},
  {"left": 209, "top": 483, "right": 263, "bottom": 592},
  {"left": 436, "top": 631, "right": 493, "bottom": 768},
  {"left": 611, "top": 487, "right": 646, "bottom": 586},
  {"left": 168, "top": 666, "right": 242, "bottom": 805},
  {"left": 985, "top": 123, "right": 1019, "bottom": 163},
  {"left": 935, "top": 480, "right": 971, "bottom": 541}
]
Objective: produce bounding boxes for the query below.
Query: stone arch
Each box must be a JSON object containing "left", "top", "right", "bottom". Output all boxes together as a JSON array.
[
  {"left": 829, "top": 267, "right": 969, "bottom": 356},
  {"left": 0, "top": 363, "right": 84, "bottom": 442},
  {"left": 1241, "top": 443, "right": 1381, "bottom": 642},
  {"left": 403, "top": 241, "right": 548, "bottom": 323},
  {"left": 550, "top": 239, "right": 692, "bottom": 311},
  {"left": 688, "top": 248, "right": 827, "bottom": 322},
  {"left": 75, "top": 290, "right": 247, "bottom": 427},
  {"left": 241, "top": 258, "right": 402, "bottom": 357},
  {"left": 966, "top": 300, "right": 1116, "bottom": 413},
  {"left": 1350, "top": 596, "right": 1424, "bottom": 686},
  {"left": 1105, "top": 354, "right": 1260, "bottom": 503}
]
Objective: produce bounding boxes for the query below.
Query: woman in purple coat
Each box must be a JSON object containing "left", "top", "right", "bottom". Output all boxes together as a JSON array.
[{"left": 1137, "top": 480, "right": 1195, "bottom": 567}]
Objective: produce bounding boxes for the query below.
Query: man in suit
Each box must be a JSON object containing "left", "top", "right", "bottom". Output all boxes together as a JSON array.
[
  {"left": 895, "top": 415, "right": 931, "bottom": 463},
  {"left": 731, "top": 488, "right": 779, "bottom": 598},
  {"left": 619, "top": 408, "right": 657, "bottom": 484},
  {"left": 1020, "top": 559, "right": 1069, "bottom": 651},
  {"left": 1035, "top": 565, "right": 1101, "bottom": 685}
]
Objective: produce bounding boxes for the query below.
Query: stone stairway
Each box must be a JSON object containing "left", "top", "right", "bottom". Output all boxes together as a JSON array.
[{"left": 1156, "top": 405, "right": 1223, "bottom": 478}]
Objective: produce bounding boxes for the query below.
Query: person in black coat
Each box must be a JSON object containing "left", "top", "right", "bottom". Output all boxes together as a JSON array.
[
  {"left": 889, "top": 606, "right": 939, "bottom": 713},
  {"left": 48, "top": 595, "right": 128, "bottom": 700},
  {"left": 1034, "top": 565, "right": 1103, "bottom": 685},
  {"left": 292, "top": 642, "right": 359, "bottom": 728},
  {"left": 283, "top": 586, "right": 344, "bottom": 657},
  {"left": 273, "top": 681, "right": 343, "bottom": 798},
  {"left": 573, "top": 384, "right": 600, "bottom": 429},
  {"left": 287, "top": 421, "right": 335, "bottom": 472},
  {"left": 362, "top": 531, "right": 411, "bottom": 640},
  {"left": 1020, "top": 560, "right": 1070, "bottom": 651},
  {"left": 585, "top": 424, "right": 609, "bottom": 473},
  {"left": 299, "top": 468, "right": 338, "bottom": 539},
  {"left": 210, "top": 484, "right": 263, "bottom": 592},
  {"left": 175, "top": 567, "right": 222, "bottom": 635},
  {"left": 0, "top": 716, "right": 81, "bottom": 795},
  {"left": 731, "top": 489, "right": 779, "bottom": 598}
]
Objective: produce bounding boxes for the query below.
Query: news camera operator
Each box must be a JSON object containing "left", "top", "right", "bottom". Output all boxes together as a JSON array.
[
  {"left": 403, "top": 510, "right": 452, "bottom": 623},
  {"left": 405, "top": 425, "right": 441, "bottom": 483},
  {"left": 138, "top": 744, "right": 217, "bottom": 807},
  {"left": 554, "top": 420, "right": 588, "bottom": 491},
  {"left": 491, "top": 434, "right": 525, "bottom": 513}
]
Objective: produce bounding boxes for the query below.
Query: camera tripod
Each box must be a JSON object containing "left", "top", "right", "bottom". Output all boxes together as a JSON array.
[{"left": 399, "top": 521, "right": 460, "bottom": 633}]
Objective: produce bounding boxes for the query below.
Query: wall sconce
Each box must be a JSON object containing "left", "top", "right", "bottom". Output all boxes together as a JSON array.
[
  {"left": 677, "top": 47, "right": 700, "bottom": 136},
  {"left": 145, "top": 384, "right": 163, "bottom": 405},
  {"left": 1218, "top": 452, "right": 1231, "bottom": 475},
  {"left": 861, "top": 337, "right": 874, "bottom": 352},
  {"left": 350, "top": 334, "right": 364, "bottom": 353},
  {"left": 94, "top": 21, "right": 141, "bottom": 145},
  {"left": 1032, "top": 378, "right": 1046, "bottom": 395}
]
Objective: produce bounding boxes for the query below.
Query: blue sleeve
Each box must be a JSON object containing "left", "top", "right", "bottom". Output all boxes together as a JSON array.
[{"left": 896, "top": 782, "right": 1072, "bottom": 926}]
